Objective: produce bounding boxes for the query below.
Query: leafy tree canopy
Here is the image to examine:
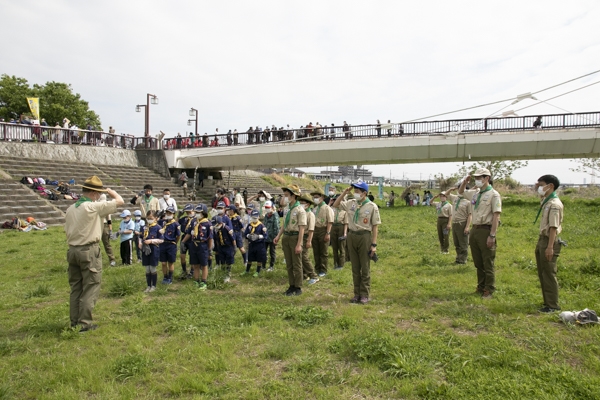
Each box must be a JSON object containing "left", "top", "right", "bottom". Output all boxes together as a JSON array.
[{"left": 0, "top": 74, "right": 101, "bottom": 128}]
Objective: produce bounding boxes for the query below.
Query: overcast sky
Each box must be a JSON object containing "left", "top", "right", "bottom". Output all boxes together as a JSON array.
[{"left": 2, "top": 0, "right": 599, "bottom": 184}]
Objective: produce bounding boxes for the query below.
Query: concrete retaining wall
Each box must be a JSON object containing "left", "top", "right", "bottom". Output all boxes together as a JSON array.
[
  {"left": 135, "top": 149, "right": 171, "bottom": 178},
  {"left": 0, "top": 142, "right": 139, "bottom": 166}
]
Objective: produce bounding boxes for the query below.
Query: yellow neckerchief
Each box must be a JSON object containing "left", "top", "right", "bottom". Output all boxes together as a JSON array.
[
  {"left": 193, "top": 217, "right": 209, "bottom": 238},
  {"left": 218, "top": 228, "right": 226, "bottom": 245},
  {"left": 185, "top": 216, "right": 195, "bottom": 231},
  {"left": 144, "top": 221, "right": 157, "bottom": 239},
  {"left": 249, "top": 220, "right": 261, "bottom": 234}
]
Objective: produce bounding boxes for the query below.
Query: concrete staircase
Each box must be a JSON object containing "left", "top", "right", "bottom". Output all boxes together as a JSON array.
[
  {"left": 195, "top": 172, "right": 280, "bottom": 201},
  {"left": 0, "top": 180, "right": 65, "bottom": 225}
]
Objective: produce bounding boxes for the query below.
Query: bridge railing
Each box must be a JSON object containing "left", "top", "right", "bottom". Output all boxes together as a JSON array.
[
  {"left": 162, "top": 111, "right": 600, "bottom": 150},
  {"left": 0, "top": 122, "right": 160, "bottom": 149}
]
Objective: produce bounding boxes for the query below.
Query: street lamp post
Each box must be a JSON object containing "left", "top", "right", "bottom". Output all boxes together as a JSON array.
[
  {"left": 136, "top": 93, "right": 158, "bottom": 148},
  {"left": 188, "top": 107, "right": 198, "bottom": 136}
]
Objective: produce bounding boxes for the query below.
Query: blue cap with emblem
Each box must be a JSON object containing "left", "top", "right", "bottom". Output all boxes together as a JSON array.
[
  {"left": 194, "top": 204, "right": 208, "bottom": 215},
  {"left": 165, "top": 206, "right": 176, "bottom": 213},
  {"left": 215, "top": 216, "right": 223, "bottom": 224},
  {"left": 217, "top": 201, "right": 226, "bottom": 208},
  {"left": 183, "top": 203, "right": 194, "bottom": 212},
  {"left": 227, "top": 204, "right": 238, "bottom": 213},
  {"left": 250, "top": 210, "right": 260, "bottom": 218},
  {"left": 133, "top": 210, "right": 142, "bottom": 216},
  {"left": 120, "top": 210, "right": 131, "bottom": 217},
  {"left": 351, "top": 180, "right": 369, "bottom": 192}
]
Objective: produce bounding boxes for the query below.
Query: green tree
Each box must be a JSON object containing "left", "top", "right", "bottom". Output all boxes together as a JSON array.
[
  {"left": 0, "top": 74, "right": 101, "bottom": 128},
  {"left": 0, "top": 75, "right": 32, "bottom": 120},
  {"left": 570, "top": 158, "right": 600, "bottom": 176},
  {"left": 452, "top": 160, "right": 528, "bottom": 183}
]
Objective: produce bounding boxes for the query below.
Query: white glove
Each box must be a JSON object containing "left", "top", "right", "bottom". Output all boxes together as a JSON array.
[{"left": 258, "top": 235, "right": 264, "bottom": 240}]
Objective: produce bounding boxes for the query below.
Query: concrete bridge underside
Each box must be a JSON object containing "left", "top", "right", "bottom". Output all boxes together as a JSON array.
[{"left": 165, "top": 128, "right": 600, "bottom": 170}]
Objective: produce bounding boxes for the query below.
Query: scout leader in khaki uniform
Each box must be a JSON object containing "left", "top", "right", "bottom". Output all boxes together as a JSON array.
[
  {"left": 430, "top": 191, "right": 453, "bottom": 254},
  {"left": 333, "top": 180, "right": 381, "bottom": 304},
  {"left": 534, "top": 174, "right": 564, "bottom": 313},
  {"left": 310, "top": 188, "right": 334, "bottom": 276},
  {"left": 446, "top": 187, "right": 474, "bottom": 264},
  {"left": 458, "top": 168, "right": 501, "bottom": 299},
  {"left": 299, "top": 194, "right": 320, "bottom": 284},
  {"left": 329, "top": 194, "right": 348, "bottom": 270},
  {"left": 64, "top": 176, "right": 124, "bottom": 331},
  {"left": 130, "top": 184, "right": 160, "bottom": 217},
  {"left": 273, "top": 185, "right": 306, "bottom": 296}
]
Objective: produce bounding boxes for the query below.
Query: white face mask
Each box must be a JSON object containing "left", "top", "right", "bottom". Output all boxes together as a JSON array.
[
  {"left": 187, "top": 213, "right": 194, "bottom": 218},
  {"left": 163, "top": 194, "right": 170, "bottom": 200},
  {"left": 313, "top": 197, "right": 321, "bottom": 204},
  {"left": 354, "top": 193, "right": 362, "bottom": 201},
  {"left": 165, "top": 215, "right": 173, "bottom": 220},
  {"left": 217, "top": 209, "right": 224, "bottom": 215},
  {"left": 282, "top": 196, "right": 290, "bottom": 205},
  {"left": 135, "top": 217, "right": 141, "bottom": 221},
  {"left": 259, "top": 197, "right": 265, "bottom": 202},
  {"left": 147, "top": 219, "right": 155, "bottom": 224},
  {"left": 474, "top": 179, "right": 484, "bottom": 188},
  {"left": 251, "top": 217, "right": 259, "bottom": 223},
  {"left": 328, "top": 191, "right": 335, "bottom": 196},
  {"left": 537, "top": 185, "right": 548, "bottom": 196}
]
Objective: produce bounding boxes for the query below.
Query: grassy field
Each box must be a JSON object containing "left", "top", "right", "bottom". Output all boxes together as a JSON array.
[{"left": 1, "top": 194, "right": 600, "bottom": 399}]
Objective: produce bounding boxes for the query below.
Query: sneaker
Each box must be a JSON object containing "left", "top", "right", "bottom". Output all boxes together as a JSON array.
[
  {"left": 307, "top": 278, "right": 319, "bottom": 285},
  {"left": 360, "top": 297, "right": 369, "bottom": 305},
  {"left": 143, "top": 286, "right": 151, "bottom": 293},
  {"left": 137, "top": 259, "right": 142, "bottom": 263},
  {"left": 284, "top": 286, "right": 295, "bottom": 296},
  {"left": 267, "top": 267, "right": 274, "bottom": 272},
  {"left": 482, "top": 290, "right": 493, "bottom": 299},
  {"left": 349, "top": 296, "right": 360, "bottom": 303},
  {"left": 334, "top": 265, "right": 343, "bottom": 270},
  {"left": 539, "top": 306, "right": 561, "bottom": 313},
  {"left": 166, "top": 279, "right": 173, "bottom": 285},
  {"left": 110, "top": 261, "right": 116, "bottom": 267},
  {"left": 318, "top": 272, "right": 326, "bottom": 277},
  {"left": 240, "top": 271, "right": 249, "bottom": 276},
  {"left": 186, "top": 272, "right": 193, "bottom": 280},
  {"left": 149, "top": 286, "right": 156, "bottom": 292},
  {"left": 253, "top": 272, "right": 260, "bottom": 278},
  {"left": 442, "top": 251, "right": 449, "bottom": 255},
  {"left": 223, "top": 276, "right": 231, "bottom": 283},
  {"left": 474, "top": 287, "right": 484, "bottom": 295},
  {"left": 79, "top": 324, "right": 98, "bottom": 333},
  {"left": 197, "top": 282, "right": 207, "bottom": 291},
  {"left": 178, "top": 274, "right": 188, "bottom": 281},
  {"left": 304, "top": 276, "right": 310, "bottom": 281},
  {"left": 455, "top": 261, "right": 466, "bottom": 264},
  {"left": 292, "top": 288, "right": 302, "bottom": 296},
  {"left": 161, "top": 278, "right": 168, "bottom": 284}
]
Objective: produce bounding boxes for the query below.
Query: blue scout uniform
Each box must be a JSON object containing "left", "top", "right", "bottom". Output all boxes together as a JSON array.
[
  {"left": 141, "top": 221, "right": 163, "bottom": 266},
  {"left": 189, "top": 217, "right": 213, "bottom": 266},
  {"left": 178, "top": 214, "right": 194, "bottom": 254},
  {"left": 230, "top": 211, "right": 244, "bottom": 249},
  {"left": 215, "top": 223, "right": 235, "bottom": 265},
  {"left": 244, "top": 220, "right": 268, "bottom": 263},
  {"left": 159, "top": 218, "right": 181, "bottom": 263}
]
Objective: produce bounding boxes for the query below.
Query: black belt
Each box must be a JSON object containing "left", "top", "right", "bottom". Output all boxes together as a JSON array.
[
  {"left": 438, "top": 216, "right": 449, "bottom": 220},
  {"left": 333, "top": 223, "right": 344, "bottom": 226},
  {"left": 70, "top": 242, "right": 99, "bottom": 247},
  {"left": 473, "top": 224, "right": 492, "bottom": 230},
  {"left": 349, "top": 230, "right": 370, "bottom": 235},
  {"left": 165, "top": 240, "right": 177, "bottom": 244},
  {"left": 284, "top": 231, "right": 299, "bottom": 236}
]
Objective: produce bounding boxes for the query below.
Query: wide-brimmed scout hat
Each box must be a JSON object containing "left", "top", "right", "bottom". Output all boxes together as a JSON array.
[
  {"left": 282, "top": 184, "right": 301, "bottom": 196},
  {"left": 258, "top": 190, "right": 272, "bottom": 199},
  {"left": 82, "top": 176, "right": 107, "bottom": 192},
  {"left": 472, "top": 168, "right": 491, "bottom": 177},
  {"left": 310, "top": 188, "right": 325, "bottom": 197},
  {"left": 440, "top": 191, "right": 447, "bottom": 197},
  {"left": 298, "top": 193, "right": 314, "bottom": 205}
]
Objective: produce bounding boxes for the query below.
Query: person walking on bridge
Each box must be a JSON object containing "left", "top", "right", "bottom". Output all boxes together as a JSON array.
[{"left": 458, "top": 168, "right": 502, "bottom": 299}]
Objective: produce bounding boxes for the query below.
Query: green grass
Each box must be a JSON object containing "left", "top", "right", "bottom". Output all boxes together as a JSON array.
[{"left": 1, "top": 195, "right": 600, "bottom": 399}]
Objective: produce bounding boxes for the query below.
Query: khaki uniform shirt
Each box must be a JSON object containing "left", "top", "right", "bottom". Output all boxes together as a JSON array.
[
  {"left": 432, "top": 201, "right": 453, "bottom": 218},
  {"left": 283, "top": 203, "right": 307, "bottom": 232},
  {"left": 448, "top": 194, "right": 472, "bottom": 223},
  {"left": 462, "top": 186, "right": 501, "bottom": 225},
  {"left": 234, "top": 193, "right": 246, "bottom": 209},
  {"left": 333, "top": 207, "right": 347, "bottom": 225},
  {"left": 136, "top": 195, "right": 160, "bottom": 216},
  {"left": 313, "top": 203, "right": 334, "bottom": 228},
  {"left": 65, "top": 200, "right": 118, "bottom": 246},
  {"left": 340, "top": 199, "right": 381, "bottom": 232},
  {"left": 539, "top": 196, "right": 563, "bottom": 236},
  {"left": 306, "top": 210, "right": 315, "bottom": 232}
]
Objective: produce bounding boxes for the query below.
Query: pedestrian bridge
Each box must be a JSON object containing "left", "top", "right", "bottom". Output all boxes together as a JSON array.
[{"left": 164, "top": 111, "right": 600, "bottom": 170}]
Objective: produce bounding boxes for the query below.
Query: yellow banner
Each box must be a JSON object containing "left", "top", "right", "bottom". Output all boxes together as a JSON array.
[{"left": 27, "top": 98, "right": 40, "bottom": 120}]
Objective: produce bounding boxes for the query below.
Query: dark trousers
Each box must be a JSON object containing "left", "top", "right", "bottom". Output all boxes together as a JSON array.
[
  {"left": 265, "top": 241, "right": 276, "bottom": 267},
  {"left": 331, "top": 224, "right": 346, "bottom": 268},
  {"left": 282, "top": 234, "right": 303, "bottom": 288},
  {"left": 68, "top": 243, "right": 102, "bottom": 329},
  {"left": 452, "top": 221, "right": 469, "bottom": 263},
  {"left": 312, "top": 227, "right": 329, "bottom": 274},
  {"left": 302, "top": 235, "right": 317, "bottom": 279},
  {"left": 120, "top": 239, "right": 133, "bottom": 265},
  {"left": 347, "top": 230, "right": 371, "bottom": 298},
  {"left": 535, "top": 235, "right": 562, "bottom": 309},
  {"left": 437, "top": 217, "right": 450, "bottom": 252},
  {"left": 469, "top": 227, "right": 496, "bottom": 293},
  {"left": 133, "top": 234, "right": 141, "bottom": 261}
]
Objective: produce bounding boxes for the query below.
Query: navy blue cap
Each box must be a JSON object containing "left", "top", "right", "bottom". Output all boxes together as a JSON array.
[
  {"left": 250, "top": 210, "right": 260, "bottom": 218},
  {"left": 194, "top": 204, "right": 208, "bottom": 214},
  {"left": 183, "top": 203, "right": 194, "bottom": 212},
  {"left": 216, "top": 201, "right": 226, "bottom": 208},
  {"left": 227, "top": 205, "right": 238, "bottom": 213},
  {"left": 215, "top": 216, "right": 223, "bottom": 224},
  {"left": 165, "top": 206, "right": 176, "bottom": 213}
]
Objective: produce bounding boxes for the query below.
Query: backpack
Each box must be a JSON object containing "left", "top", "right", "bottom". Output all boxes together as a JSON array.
[
  {"left": 20, "top": 176, "right": 33, "bottom": 185},
  {"left": 38, "top": 177, "right": 46, "bottom": 185}
]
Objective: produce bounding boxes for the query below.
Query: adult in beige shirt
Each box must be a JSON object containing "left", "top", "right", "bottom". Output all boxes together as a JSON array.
[
  {"left": 64, "top": 176, "right": 123, "bottom": 332},
  {"left": 130, "top": 184, "right": 160, "bottom": 217},
  {"left": 534, "top": 174, "right": 564, "bottom": 313},
  {"left": 430, "top": 191, "right": 453, "bottom": 254},
  {"left": 458, "top": 168, "right": 502, "bottom": 299},
  {"left": 310, "top": 188, "right": 334, "bottom": 276},
  {"left": 447, "top": 187, "right": 474, "bottom": 264},
  {"left": 273, "top": 185, "right": 306, "bottom": 296},
  {"left": 333, "top": 181, "right": 381, "bottom": 304}
]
